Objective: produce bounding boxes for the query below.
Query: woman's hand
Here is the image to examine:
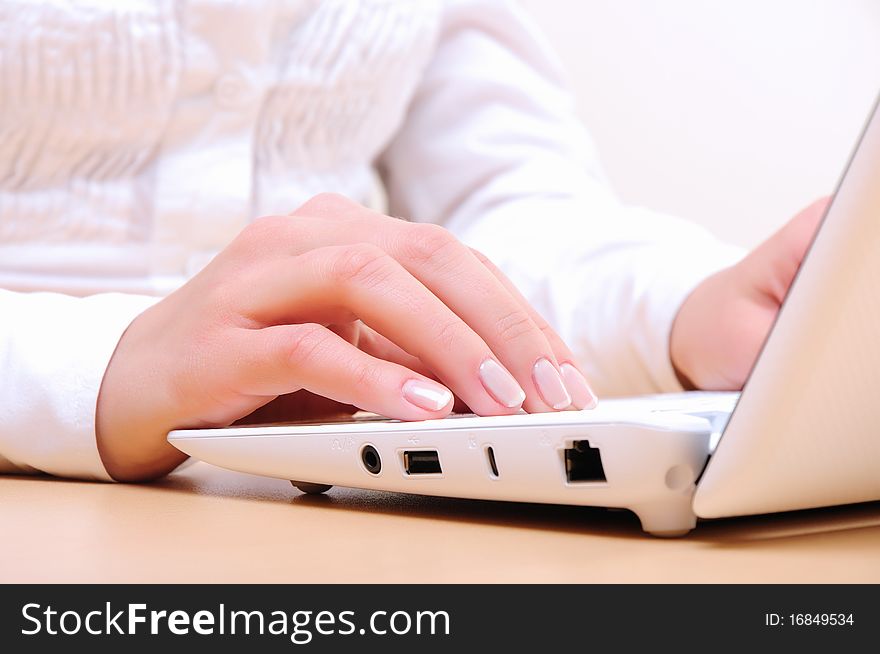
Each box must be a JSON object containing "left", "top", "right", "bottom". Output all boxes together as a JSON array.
[
  {"left": 96, "top": 194, "right": 596, "bottom": 481},
  {"left": 670, "top": 198, "right": 829, "bottom": 390}
]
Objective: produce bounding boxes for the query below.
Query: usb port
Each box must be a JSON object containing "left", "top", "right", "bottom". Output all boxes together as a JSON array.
[{"left": 403, "top": 450, "right": 442, "bottom": 475}]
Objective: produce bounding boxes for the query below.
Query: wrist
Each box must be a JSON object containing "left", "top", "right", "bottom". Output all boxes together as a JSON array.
[{"left": 95, "top": 309, "right": 188, "bottom": 482}]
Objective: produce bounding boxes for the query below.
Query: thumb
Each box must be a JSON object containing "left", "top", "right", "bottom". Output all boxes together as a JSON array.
[{"left": 742, "top": 197, "right": 830, "bottom": 303}]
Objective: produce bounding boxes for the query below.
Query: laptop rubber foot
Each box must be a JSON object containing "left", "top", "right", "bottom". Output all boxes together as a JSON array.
[
  {"left": 632, "top": 498, "right": 698, "bottom": 537},
  {"left": 290, "top": 480, "right": 333, "bottom": 494}
]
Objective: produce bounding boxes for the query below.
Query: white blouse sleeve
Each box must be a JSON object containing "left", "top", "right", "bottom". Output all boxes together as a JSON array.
[
  {"left": 0, "top": 290, "right": 160, "bottom": 480},
  {"left": 379, "top": 0, "right": 745, "bottom": 396}
]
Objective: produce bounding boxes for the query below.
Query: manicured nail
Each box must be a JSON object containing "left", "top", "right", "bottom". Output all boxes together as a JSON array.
[
  {"left": 560, "top": 363, "right": 598, "bottom": 409},
  {"left": 479, "top": 359, "right": 526, "bottom": 408},
  {"left": 403, "top": 379, "right": 453, "bottom": 412},
  {"left": 532, "top": 358, "right": 572, "bottom": 410}
]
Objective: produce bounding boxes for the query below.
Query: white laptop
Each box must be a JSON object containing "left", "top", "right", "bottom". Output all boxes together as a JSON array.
[{"left": 169, "top": 95, "right": 880, "bottom": 536}]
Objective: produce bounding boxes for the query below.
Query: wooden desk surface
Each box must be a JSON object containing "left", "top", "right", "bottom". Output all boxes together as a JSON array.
[{"left": 2, "top": 462, "right": 879, "bottom": 583}]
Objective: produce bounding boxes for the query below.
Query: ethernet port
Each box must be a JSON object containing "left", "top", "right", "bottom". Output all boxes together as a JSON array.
[{"left": 564, "top": 440, "right": 606, "bottom": 483}]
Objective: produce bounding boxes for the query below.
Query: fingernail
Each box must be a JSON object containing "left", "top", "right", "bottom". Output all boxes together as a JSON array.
[
  {"left": 479, "top": 359, "right": 526, "bottom": 408},
  {"left": 532, "top": 358, "right": 572, "bottom": 410},
  {"left": 560, "top": 362, "right": 598, "bottom": 409},
  {"left": 403, "top": 379, "right": 453, "bottom": 412}
]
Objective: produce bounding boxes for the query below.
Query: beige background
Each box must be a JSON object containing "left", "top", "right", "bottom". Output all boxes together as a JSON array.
[{"left": 521, "top": 0, "right": 880, "bottom": 247}]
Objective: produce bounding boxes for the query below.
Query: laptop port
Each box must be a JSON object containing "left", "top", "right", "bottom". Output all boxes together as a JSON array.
[
  {"left": 361, "top": 445, "right": 382, "bottom": 475},
  {"left": 564, "top": 440, "right": 606, "bottom": 483},
  {"left": 403, "top": 450, "right": 442, "bottom": 475},
  {"left": 485, "top": 446, "right": 499, "bottom": 478}
]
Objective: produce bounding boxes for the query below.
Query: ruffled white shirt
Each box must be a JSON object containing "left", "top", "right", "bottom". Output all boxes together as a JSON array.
[{"left": 0, "top": 0, "right": 743, "bottom": 480}]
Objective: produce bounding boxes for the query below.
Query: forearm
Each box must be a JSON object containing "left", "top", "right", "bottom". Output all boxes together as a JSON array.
[{"left": 0, "top": 289, "right": 161, "bottom": 480}]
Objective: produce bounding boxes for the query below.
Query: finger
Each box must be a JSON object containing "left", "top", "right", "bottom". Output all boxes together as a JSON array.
[
  {"left": 353, "top": 323, "right": 435, "bottom": 378},
  {"left": 240, "top": 244, "right": 526, "bottom": 416},
  {"left": 469, "top": 248, "right": 598, "bottom": 409},
  {"left": 356, "top": 325, "right": 471, "bottom": 413},
  {"left": 742, "top": 197, "right": 830, "bottom": 303},
  {"left": 383, "top": 223, "right": 573, "bottom": 412},
  {"left": 284, "top": 198, "right": 573, "bottom": 412},
  {"left": 356, "top": 324, "right": 474, "bottom": 413},
  {"left": 327, "top": 320, "right": 438, "bottom": 379},
  {"left": 231, "top": 323, "right": 455, "bottom": 420}
]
